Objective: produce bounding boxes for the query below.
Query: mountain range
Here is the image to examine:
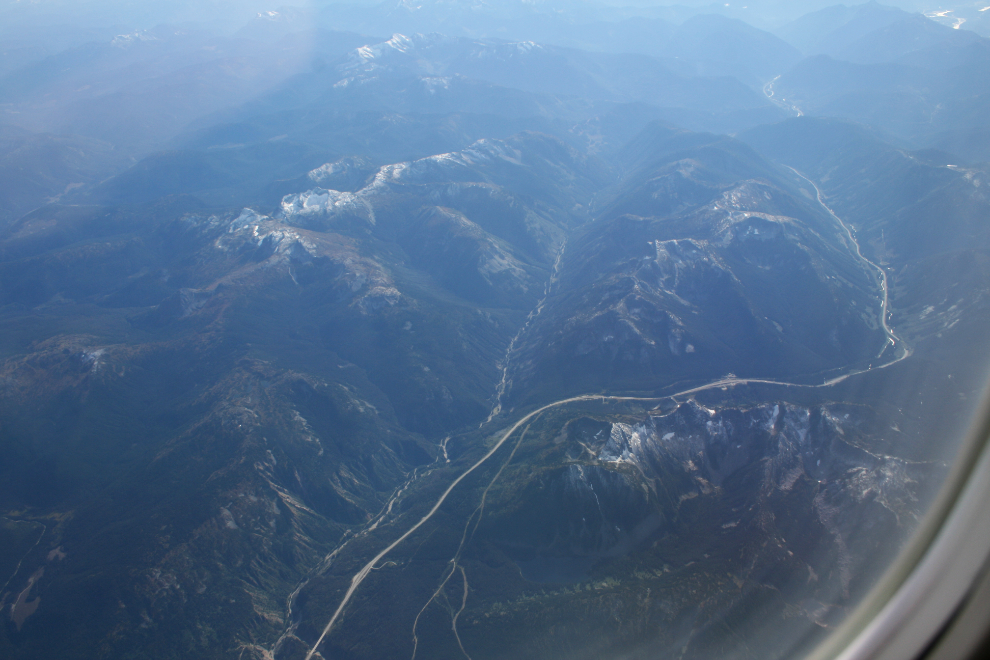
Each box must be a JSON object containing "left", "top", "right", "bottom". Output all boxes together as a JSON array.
[{"left": 1, "top": 2, "right": 989, "bottom": 659}]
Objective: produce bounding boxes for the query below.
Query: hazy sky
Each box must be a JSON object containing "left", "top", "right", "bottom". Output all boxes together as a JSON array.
[{"left": 1, "top": 0, "right": 986, "bottom": 40}]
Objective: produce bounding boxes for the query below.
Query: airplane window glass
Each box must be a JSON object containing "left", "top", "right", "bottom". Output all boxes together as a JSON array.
[{"left": 0, "top": 1, "right": 988, "bottom": 659}]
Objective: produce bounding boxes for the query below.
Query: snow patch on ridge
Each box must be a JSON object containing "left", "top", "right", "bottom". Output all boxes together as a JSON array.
[
  {"left": 345, "top": 33, "right": 419, "bottom": 70},
  {"left": 280, "top": 189, "right": 377, "bottom": 225},
  {"left": 282, "top": 138, "right": 522, "bottom": 228}
]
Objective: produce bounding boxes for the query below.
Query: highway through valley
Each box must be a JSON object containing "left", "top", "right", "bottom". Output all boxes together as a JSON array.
[{"left": 301, "top": 168, "right": 909, "bottom": 660}]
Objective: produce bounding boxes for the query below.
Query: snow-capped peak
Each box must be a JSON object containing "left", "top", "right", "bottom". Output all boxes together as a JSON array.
[
  {"left": 349, "top": 33, "right": 419, "bottom": 68},
  {"left": 111, "top": 31, "right": 159, "bottom": 48},
  {"left": 385, "top": 33, "right": 415, "bottom": 52}
]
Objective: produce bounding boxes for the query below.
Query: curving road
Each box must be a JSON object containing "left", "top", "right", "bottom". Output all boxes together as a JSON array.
[
  {"left": 303, "top": 168, "right": 910, "bottom": 660},
  {"left": 787, "top": 166, "right": 907, "bottom": 362}
]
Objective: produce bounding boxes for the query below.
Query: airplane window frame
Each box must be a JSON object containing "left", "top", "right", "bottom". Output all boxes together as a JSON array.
[{"left": 806, "top": 384, "right": 990, "bottom": 660}]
